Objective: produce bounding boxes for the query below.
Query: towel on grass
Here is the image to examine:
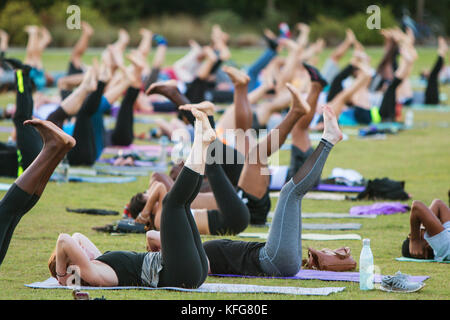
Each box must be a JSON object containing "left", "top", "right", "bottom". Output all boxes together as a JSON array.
[
  {"left": 350, "top": 202, "right": 410, "bottom": 216},
  {"left": 25, "top": 277, "right": 345, "bottom": 296}
]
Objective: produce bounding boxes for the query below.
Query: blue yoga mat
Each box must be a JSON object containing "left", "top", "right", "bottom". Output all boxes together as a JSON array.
[{"left": 51, "top": 174, "right": 136, "bottom": 184}]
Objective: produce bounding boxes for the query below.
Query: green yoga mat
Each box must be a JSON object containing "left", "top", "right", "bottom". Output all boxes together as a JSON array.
[{"left": 395, "top": 257, "right": 450, "bottom": 263}]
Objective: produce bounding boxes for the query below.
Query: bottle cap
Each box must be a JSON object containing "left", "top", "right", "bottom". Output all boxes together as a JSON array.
[{"left": 363, "top": 238, "right": 370, "bottom": 246}]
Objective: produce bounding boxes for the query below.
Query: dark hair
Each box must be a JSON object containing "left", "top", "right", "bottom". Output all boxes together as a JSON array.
[
  {"left": 401, "top": 238, "right": 412, "bottom": 258},
  {"left": 128, "top": 192, "right": 146, "bottom": 219},
  {"left": 401, "top": 237, "right": 435, "bottom": 260}
]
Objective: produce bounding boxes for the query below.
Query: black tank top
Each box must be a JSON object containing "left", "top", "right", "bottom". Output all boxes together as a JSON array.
[{"left": 95, "top": 251, "right": 147, "bottom": 286}]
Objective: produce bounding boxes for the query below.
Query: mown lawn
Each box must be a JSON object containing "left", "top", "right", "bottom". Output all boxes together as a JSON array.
[{"left": 0, "top": 47, "right": 449, "bottom": 300}]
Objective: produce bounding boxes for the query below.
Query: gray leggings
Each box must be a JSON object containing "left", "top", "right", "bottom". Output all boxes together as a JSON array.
[{"left": 258, "top": 139, "right": 334, "bottom": 276}]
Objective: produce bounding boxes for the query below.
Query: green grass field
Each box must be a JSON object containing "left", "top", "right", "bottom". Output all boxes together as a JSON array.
[{"left": 0, "top": 47, "right": 449, "bottom": 300}]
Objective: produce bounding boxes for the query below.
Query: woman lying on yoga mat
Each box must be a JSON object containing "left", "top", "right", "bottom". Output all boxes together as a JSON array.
[
  {"left": 402, "top": 199, "right": 450, "bottom": 262},
  {"left": 48, "top": 107, "right": 215, "bottom": 288},
  {"left": 145, "top": 104, "right": 343, "bottom": 277},
  {"left": 0, "top": 119, "right": 76, "bottom": 267}
]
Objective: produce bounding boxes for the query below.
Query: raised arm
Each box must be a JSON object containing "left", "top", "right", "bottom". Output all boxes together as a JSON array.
[
  {"left": 136, "top": 182, "right": 167, "bottom": 227},
  {"left": 409, "top": 200, "right": 445, "bottom": 258},
  {"left": 71, "top": 232, "right": 102, "bottom": 260},
  {"left": 146, "top": 230, "right": 161, "bottom": 252},
  {"left": 55, "top": 233, "right": 100, "bottom": 286}
]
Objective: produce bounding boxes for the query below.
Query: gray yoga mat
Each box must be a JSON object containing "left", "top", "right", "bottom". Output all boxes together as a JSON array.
[
  {"left": 25, "top": 277, "right": 345, "bottom": 296},
  {"left": 238, "top": 233, "right": 362, "bottom": 241},
  {"left": 265, "top": 222, "right": 362, "bottom": 230},
  {"left": 270, "top": 192, "right": 347, "bottom": 201},
  {"left": 267, "top": 212, "right": 377, "bottom": 219}
]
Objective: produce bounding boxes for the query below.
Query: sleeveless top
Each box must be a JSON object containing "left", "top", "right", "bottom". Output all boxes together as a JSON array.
[{"left": 95, "top": 251, "right": 162, "bottom": 287}]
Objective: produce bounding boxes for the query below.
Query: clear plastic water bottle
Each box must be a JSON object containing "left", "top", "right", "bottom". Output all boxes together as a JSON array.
[
  {"left": 404, "top": 110, "right": 414, "bottom": 129},
  {"left": 359, "top": 238, "right": 374, "bottom": 290}
]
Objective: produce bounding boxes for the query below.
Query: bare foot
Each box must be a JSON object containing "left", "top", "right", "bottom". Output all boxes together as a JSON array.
[
  {"left": 24, "top": 25, "right": 39, "bottom": 34},
  {"left": 139, "top": 28, "right": 152, "bottom": 39},
  {"left": 321, "top": 105, "right": 343, "bottom": 145},
  {"left": 179, "top": 101, "right": 215, "bottom": 116},
  {"left": 145, "top": 80, "right": 179, "bottom": 96},
  {"left": 98, "top": 61, "right": 112, "bottom": 83},
  {"left": 286, "top": 83, "right": 311, "bottom": 117},
  {"left": 24, "top": 119, "right": 76, "bottom": 150},
  {"left": 203, "top": 46, "right": 218, "bottom": 62},
  {"left": 81, "top": 21, "right": 94, "bottom": 37},
  {"left": 117, "top": 28, "right": 130, "bottom": 46},
  {"left": 127, "top": 50, "right": 146, "bottom": 70},
  {"left": 190, "top": 108, "right": 216, "bottom": 144},
  {"left": 222, "top": 65, "right": 250, "bottom": 88},
  {"left": 108, "top": 44, "right": 124, "bottom": 69},
  {"left": 79, "top": 66, "right": 97, "bottom": 92},
  {"left": 39, "top": 27, "right": 52, "bottom": 46},
  {"left": 438, "top": 36, "right": 448, "bottom": 57}
]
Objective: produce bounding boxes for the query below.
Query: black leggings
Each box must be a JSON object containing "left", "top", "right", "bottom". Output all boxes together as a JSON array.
[
  {"left": 157, "top": 167, "right": 208, "bottom": 289},
  {"left": 425, "top": 56, "right": 443, "bottom": 105},
  {"left": 110, "top": 87, "right": 140, "bottom": 146},
  {"left": 64, "top": 84, "right": 139, "bottom": 165},
  {"left": 66, "top": 81, "right": 106, "bottom": 166},
  {"left": 143, "top": 67, "right": 160, "bottom": 92},
  {"left": 327, "top": 64, "right": 355, "bottom": 102},
  {"left": 0, "top": 184, "right": 40, "bottom": 266},
  {"left": 379, "top": 77, "right": 402, "bottom": 121},
  {"left": 185, "top": 78, "right": 213, "bottom": 104},
  {"left": 205, "top": 140, "right": 249, "bottom": 235},
  {"left": 0, "top": 69, "right": 43, "bottom": 177}
]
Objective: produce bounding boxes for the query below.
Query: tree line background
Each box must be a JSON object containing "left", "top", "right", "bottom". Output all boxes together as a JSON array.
[{"left": 0, "top": 0, "right": 447, "bottom": 47}]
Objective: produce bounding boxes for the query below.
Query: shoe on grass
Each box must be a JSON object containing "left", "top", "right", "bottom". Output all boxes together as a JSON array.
[{"left": 380, "top": 271, "right": 425, "bottom": 293}]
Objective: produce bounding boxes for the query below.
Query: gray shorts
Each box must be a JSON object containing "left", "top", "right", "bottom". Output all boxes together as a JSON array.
[{"left": 425, "top": 221, "right": 450, "bottom": 262}]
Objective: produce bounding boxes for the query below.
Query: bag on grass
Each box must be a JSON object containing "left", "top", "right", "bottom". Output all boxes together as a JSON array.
[
  {"left": 357, "top": 177, "right": 410, "bottom": 201},
  {"left": 302, "top": 247, "right": 357, "bottom": 271}
]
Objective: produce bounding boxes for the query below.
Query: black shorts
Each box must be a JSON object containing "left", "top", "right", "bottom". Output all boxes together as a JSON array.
[
  {"left": 67, "top": 61, "right": 84, "bottom": 76},
  {"left": 237, "top": 187, "right": 271, "bottom": 226},
  {"left": 0, "top": 145, "right": 19, "bottom": 178}
]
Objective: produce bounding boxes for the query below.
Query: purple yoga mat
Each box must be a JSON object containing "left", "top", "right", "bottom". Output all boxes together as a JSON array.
[
  {"left": 211, "top": 269, "right": 429, "bottom": 283},
  {"left": 313, "top": 184, "right": 365, "bottom": 193},
  {"left": 350, "top": 202, "right": 410, "bottom": 216},
  {"left": 0, "top": 126, "right": 13, "bottom": 133}
]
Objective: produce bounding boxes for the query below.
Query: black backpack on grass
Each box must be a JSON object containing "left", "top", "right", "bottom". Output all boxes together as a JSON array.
[{"left": 357, "top": 178, "right": 410, "bottom": 201}]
